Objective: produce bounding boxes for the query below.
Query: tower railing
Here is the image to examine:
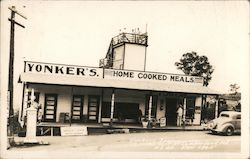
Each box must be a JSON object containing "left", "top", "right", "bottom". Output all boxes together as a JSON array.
[{"left": 112, "top": 32, "right": 148, "bottom": 46}]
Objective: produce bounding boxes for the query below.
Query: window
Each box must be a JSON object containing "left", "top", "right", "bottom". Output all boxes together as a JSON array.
[
  {"left": 236, "top": 115, "right": 241, "bottom": 119},
  {"left": 220, "top": 114, "right": 230, "bottom": 117}
]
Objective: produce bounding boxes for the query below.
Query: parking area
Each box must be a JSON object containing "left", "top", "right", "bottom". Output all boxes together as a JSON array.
[{"left": 11, "top": 131, "right": 240, "bottom": 152}]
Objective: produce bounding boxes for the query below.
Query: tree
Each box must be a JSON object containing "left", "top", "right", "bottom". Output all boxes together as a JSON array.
[
  {"left": 229, "top": 83, "right": 240, "bottom": 95},
  {"left": 175, "top": 51, "right": 214, "bottom": 86}
]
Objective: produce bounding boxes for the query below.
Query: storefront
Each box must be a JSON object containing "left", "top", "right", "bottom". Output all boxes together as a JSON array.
[
  {"left": 19, "top": 61, "right": 219, "bottom": 127},
  {"left": 18, "top": 32, "right": 219, "bottom": 128}
]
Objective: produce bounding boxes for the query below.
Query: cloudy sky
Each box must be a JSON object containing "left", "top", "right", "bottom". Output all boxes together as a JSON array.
[{"left": 1, "top": 1, "right": 249, "bottom": 109}]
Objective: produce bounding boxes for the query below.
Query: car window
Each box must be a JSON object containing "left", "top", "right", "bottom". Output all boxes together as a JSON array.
[{"left": 220, "top": 114, "right": 229, "bottom": 117}]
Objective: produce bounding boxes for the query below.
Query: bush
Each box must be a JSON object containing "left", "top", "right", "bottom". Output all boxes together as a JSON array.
[{"left": 12, "top": 111, "right": 23, "bottom": 134}]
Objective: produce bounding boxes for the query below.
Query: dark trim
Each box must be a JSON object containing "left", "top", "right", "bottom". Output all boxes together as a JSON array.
[
  {"left": 24, "top": 61, "right": 27, "bottom": 72},
  {"left": 102, "top": 67, "right": 105, "bottom": 79},
  {"left": 113, "top": 42, "right": 148, "bottom": 49}
]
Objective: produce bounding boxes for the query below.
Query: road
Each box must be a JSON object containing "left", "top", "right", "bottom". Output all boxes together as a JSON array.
[{"left": 11, "top": 131, "right": 240, "bottom": 152}]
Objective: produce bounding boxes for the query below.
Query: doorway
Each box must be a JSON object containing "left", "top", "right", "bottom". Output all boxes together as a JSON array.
[
  {"left": 44, "top": 94, "right": 58, "bottom": 122},
  {"left": 71, "top": 95, "right": 84, "bottom": 122},
  {"left": 88, "top": 95, "right": 100, "bottom": 122},
  {"left": 166, "top": 98, "right": 178, "bottom": 126}
]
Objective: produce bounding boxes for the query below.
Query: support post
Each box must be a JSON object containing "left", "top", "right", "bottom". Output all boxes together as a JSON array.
[
  {"left": 110, "top": 89, "right": 115, "bottom": 126},
  {"left": 183, "top": 97, "right": 187, "bottom": 126},
  {"left": 148, "top": 95, "right": 152, "bottom": 121},
  {"left": 7, "top": 7, "right": 16, "bottom": 146},
  {"left": 7, "top": 6, "right": 26, "bottom": 146},
  {"left": 20, "top": 83, "right": 28, "bottom": 127},
  {"left": 215, "top": 95, "right": 219, "bottom": 118},
  {"left": 98, "top": 89, "right": 103, "bottom": 123},
  {"left": 200, "top": 94, "right": 204, "bottom": 124}
]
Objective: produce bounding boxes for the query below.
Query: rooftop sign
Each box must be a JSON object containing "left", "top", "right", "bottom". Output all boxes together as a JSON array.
[{"left": 24, "top": 61, "right": 204, "bottom": 86}]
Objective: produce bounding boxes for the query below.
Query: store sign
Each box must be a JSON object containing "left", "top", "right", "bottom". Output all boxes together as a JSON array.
[
  {"left": 61, "top": 126, "right": 88, "bottom": 136},
  {"left": 24, "top": 62, "right": 203, "bottom": 85},
  {"left": 104, "top": 69, "right": 203, "bottom": 85},
  {"left": 25, "top": 62, "right": 103, "bottom": 78}
]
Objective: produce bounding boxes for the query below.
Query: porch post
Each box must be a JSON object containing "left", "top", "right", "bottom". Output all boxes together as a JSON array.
[
  {"left": 200, "top": 94, "right": 204, "bottom": 124},
  {"left": 183, "top": 97, "right": 187, "bottom": 123},
  {"left": 215, "top": 95, "right": 219, "bottom": 118},
  {"left": 110, "top": 89, "right": 115, "bottom": 126},
  {"left": 148, "top": 95, "right": 152, "bottom": 121},
  {"left": 98, "top": 89, "right": 103, "bottom": 123}
]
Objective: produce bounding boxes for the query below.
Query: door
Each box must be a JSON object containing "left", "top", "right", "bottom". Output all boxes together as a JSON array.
[
  {"left": 44, "top": 94, "right": 58, "bottom": 122},
  {"left": 166, "top": 98, "right": 177, "bottom": 126},
  {"left": 71, "top": 95, "right": 84, "bottom": 122},
  {"left": 88, "top": 95, "right": 100, "bottom": 122}
]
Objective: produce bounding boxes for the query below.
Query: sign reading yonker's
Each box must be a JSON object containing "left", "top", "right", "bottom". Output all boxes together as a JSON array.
[{"left": 25, "top": 61, "right": 203, "bottom": 86}]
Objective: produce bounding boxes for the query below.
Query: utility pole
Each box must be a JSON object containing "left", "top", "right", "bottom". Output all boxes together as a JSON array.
[{"left": 7, "top": 6, "right": 26, "bottom": 146}]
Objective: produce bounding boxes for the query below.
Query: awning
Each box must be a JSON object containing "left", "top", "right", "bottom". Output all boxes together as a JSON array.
[{"left": 20, "top": 73, "right": 220, "bottom": 95}]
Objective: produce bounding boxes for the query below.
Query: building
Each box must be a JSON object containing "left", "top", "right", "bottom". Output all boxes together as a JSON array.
[
  {"left": 219, "top": 93, "right": 241, "bottom": 112},
  {"left": 19, "top": 31, "right": 219, "bottom": 128}
]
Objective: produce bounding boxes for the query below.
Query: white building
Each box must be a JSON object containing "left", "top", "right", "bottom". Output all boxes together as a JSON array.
[{"left": 19, "top": 32, "right": 218, "bottom": 128}]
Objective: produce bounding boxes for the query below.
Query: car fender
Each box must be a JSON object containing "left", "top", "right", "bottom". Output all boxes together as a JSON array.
[{"left": 221, "top": 123, "right": 235, "bottom": 132}]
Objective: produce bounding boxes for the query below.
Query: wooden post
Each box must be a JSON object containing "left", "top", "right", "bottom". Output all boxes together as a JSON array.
[
  {"left": 215, "top": 95, "right": 219, "bottom": 118},
  {"left": 20, "top": 83, "right": 29, "bottom": 127},
  {"left": 110, "top": 89, "right": 115, "bottom": 126},
  {"left": 200, "top": 94, "right": 204, "bottom": 124},
  {"left": 7, "top": 6, "right": 26, "bottom": 146},
  {"left": 98, "top": 89, "right": 103, "bottom": 123},
  {"left": 183, "top": 97, "right": 187, "bottom": 126},
  {"left": 148, "top": 95, "right": 152, "bottom": 121}
]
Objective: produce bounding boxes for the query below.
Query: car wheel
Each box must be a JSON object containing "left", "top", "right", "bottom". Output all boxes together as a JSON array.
[{"left": 225, "top": 127, "right": 234, "bottom": 136}]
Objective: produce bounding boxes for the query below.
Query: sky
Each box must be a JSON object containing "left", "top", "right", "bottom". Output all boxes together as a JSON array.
[{"left": 1, "top": 1, "right": 249, "bottom": 109}]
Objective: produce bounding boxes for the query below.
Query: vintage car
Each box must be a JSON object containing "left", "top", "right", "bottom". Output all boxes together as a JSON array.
[{"left": 207, "top": 111, "right": 241, "bottom": 136}]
